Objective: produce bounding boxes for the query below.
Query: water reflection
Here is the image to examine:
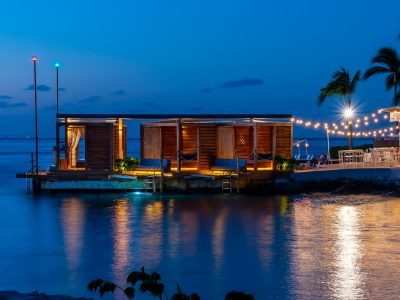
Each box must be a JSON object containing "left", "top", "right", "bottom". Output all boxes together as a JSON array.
[
  {"left": 4, "top": 192, "right": 400, "bottom": 299},
  {"left": 332, "top": 206, "right": 364, "bottom": 300},
  {"left": 212, "top": 207, "right": 228, "bottom": 271},
  {"left": 111, "top": 199, "right": 132, "bottom": 285},
  {"left": 61, "top": 198, "right": 85, "bottom": 274},
  {"left": 137, "top": 201, "right": 163, "bottom": 268}
]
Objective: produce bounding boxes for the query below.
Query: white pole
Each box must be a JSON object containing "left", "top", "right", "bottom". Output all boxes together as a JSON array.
[{"left": 327, "top": 129, "right": 330, "bottom": 158}]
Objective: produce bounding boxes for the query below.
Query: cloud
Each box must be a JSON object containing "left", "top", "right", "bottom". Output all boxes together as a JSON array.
[
  {"left": 0, "top": 95, "right": 13, "bottom": 100},
  {"left": 24, "top": 84, "right": 51, "bottom": 91},
  {"left": 78, "top": 96, "right": 102, "bottom": 103},
  {"left": 0, "top": 101, "right": 26, "bottom": 108},
  {"left": 216, "top": 78, "right": 263, "bottom": 89},
  {"left": 111, "top": 89, "right": 125, "bottom": 96}
]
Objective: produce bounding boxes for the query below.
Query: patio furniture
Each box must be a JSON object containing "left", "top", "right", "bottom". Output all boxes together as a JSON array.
[{"left": 338, "top": 149, "right": 365, "bottom": 168}]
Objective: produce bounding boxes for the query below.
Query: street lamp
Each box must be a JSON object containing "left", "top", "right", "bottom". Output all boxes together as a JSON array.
[
  {"left": 32, "top": 56, "right": 39, "bottom": 175},
  {"left": 344, "top": 107, "right": 354, "bottom": 119},
  {"left": 54, "top": 62, "right": 60, "bottom": 115}
]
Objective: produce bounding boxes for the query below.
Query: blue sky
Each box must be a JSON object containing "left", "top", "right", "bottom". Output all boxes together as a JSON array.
[{"left": 1, "top": 0, "right": 400, "bottom": 137}]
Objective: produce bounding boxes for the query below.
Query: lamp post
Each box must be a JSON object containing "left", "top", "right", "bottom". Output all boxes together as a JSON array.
[
  {"left": 344, "top": 107, "right": 354, "bottom": 149},
  {"left": 32, "top": 56, "right": 39, "bottom": 175},
  {"left": 326, "top": 129, "right": 331, "bottom": 158},
  {"left": 54, "top": 62, "right": 60, "bottom": 115},
  {"left": 305, "top": 141, "right": 309, "bottom": 157}
]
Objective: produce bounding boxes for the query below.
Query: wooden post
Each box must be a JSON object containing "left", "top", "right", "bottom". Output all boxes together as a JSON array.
[
  {"left": 56, "top": 123, "right": 60, "bottom": 170},
  {"left": 272, "top": 126, "right": 277, "bottom": 169},
  {"left": 118, "top": 118, "right": 123, "bottom": 158},
  {"left": 160, "top": 152, "right": 164, "bottom": 193},
  {"left": 65, "top": 120, "right": 69, "bottom": 169},
  {"left": 197, "top": 125, "right": 200, "bottom": 171},
  {"left": 236, "top": 152, "right": 240, "bottom": 193},
  {"left": 253, "top": 122, "right": 258, "bottom": 171},
  {"left": 176, "top": 120, "right": 181, "bottom": 173}
]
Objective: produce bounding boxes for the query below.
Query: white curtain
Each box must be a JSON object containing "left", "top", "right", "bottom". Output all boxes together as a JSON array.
[{"left": 66, "top": 127, "right": 83, "bottom": 168}]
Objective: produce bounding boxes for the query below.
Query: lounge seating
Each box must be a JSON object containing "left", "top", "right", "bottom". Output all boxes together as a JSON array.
[
  {"left": 249, "top": 152, "right": 273, "bottom": 160},
  {"left": 136, "top": 159, "right": 171, "bottom": 173},
  {"left": 211, "top": 158, "right": 247, "bottom": 174},
  {"left": 180, "top": 153, "right": 197, "bottom": 161}
]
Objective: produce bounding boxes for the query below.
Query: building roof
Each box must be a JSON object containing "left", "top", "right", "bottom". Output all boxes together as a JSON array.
[{"left": 57, "top": 113, "right": 292, "bottom": 120}]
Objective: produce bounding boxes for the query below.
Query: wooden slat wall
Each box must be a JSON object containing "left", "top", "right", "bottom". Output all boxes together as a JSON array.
[
  {"left": 275, "top": 125, "right": 292, "bottom": 158},
  {"left": 162, "top": 126, "right": 177, "bottom": 160},
  {"left": 182, "top": 126, "right": 197, "bottom": 154},
  {"left": 198, "top": 125, "right": 217, "bottom": 170},
  {"left": 86, "top": 124, "right": 112, "bottom": 170},
  {"left": 235, "top": 126, "right": 253, "bottom": 158},
  {"left": 217, "top": 126, "right": 235, "bottom": 158},
  {"left": 257, "top": 126, "right": 273, "bottom": 154},
  {"left": 123, "top": 126, "right": 127, "bottom": 158},
  {"left": 143, "top": 127, "right": 161, "bottom": 159}
]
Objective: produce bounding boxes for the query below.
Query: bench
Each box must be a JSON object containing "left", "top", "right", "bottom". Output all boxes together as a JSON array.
[
  {"left": 211, "top": 158, "right": 247, "bottom": 174},
  {"left": 135, "top": 159, "right": 171, "bottom": 173}
]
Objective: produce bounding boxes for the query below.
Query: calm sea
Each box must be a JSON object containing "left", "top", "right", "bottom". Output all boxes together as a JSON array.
[{"left": 1, "top": 138, "right": 399, "bottom": 300}]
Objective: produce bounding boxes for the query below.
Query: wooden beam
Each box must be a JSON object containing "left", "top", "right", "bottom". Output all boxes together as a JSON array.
[
  {"left": 118, "top": 118, "right": 123, "bottom": 158},
  {"left": 272, "top": 126, "right": 277, "bottom": 164},
  {"left": 197, "top": 125, "right": 200, "bottom": 171},
  {"left": 176, "top": 120, "right": 181, "bottom": 172},
  {"left": 56, "top": 123, "right": 60, "bottom": 170},
  {"left": 253, "top": 122, "right": 258, "bottom": 171}
]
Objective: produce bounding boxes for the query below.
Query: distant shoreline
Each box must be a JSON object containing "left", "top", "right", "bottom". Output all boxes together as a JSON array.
[{"left": 0, "top": 291, "right": 91, "bottom": 300}]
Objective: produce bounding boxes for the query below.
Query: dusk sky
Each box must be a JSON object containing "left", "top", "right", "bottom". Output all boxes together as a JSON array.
[{"left": 1, "top": 0, "right": 400, "bottom": 137}]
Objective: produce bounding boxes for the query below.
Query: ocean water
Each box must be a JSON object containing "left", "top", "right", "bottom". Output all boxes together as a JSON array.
[{"left": 1, "top": 138, "right": 400, "bottom": 299}]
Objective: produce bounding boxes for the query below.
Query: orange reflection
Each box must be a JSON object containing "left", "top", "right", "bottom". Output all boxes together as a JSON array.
[
  {"left": 61, "top": 198, "right": 85, "bottom": 273},
  {"left": 212, "top": 208, "right": 228, "bottom": 271},
  {"left": 137, "top": 202, "right": 163, "bottom": 268},
  {"left": 257, "top": 214, "right": 274, "bottom": 270},
  {"left": 112, "top": 199, "right": 132, "bottom": 284}
]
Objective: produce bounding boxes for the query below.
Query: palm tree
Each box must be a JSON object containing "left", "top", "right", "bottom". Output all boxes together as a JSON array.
[
  {"left": 318, "top": 68, "right": 361, "bottom": 149},
  {"left": 363, "top": 47, "right": 400, "bottom": 106}
]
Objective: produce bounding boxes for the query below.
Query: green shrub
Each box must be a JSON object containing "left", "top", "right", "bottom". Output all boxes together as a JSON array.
[
  {"left": 114, "top": 157, "right": 140, "bottom": 171},
  {"left": 274, "top": 156, "right": 297, "bottom": 172},
  {"left": 88, "top": 267, "right": 254, "bottom": 299}
]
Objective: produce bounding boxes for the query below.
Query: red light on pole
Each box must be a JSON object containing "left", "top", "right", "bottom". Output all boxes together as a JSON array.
[{"left": 32, "top": 56, "right": 38, "bottom": 62}]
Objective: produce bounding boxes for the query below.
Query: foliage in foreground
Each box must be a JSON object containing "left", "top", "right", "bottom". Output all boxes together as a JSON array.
[
  {"left": 88, "top": 267, "right": 254, "bottom": 300},
  {"left": 274, "top": 156, "right": 297, "bottom": 172},
  {"left": 114, "top": 157, "right": 140, "bottom": 171}
]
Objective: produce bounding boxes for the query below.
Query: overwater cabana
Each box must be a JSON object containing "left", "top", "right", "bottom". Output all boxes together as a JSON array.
[
  {"left": 141, "top": 116, "right": 293, "bottom": 172},
  {"left": 55, "top": 113, "right": 292, "bottom": 174}
]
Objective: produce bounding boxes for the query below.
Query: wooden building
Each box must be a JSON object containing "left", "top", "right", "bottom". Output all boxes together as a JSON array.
[
  {"left": 141, "top": 117, "right": 292, "bottom": 172},
  {"left": 56, "top": 117, "right": 126, "bottom": 171},
  {"left": 56, "top": 114, "right": 292, "bottom": 173}
]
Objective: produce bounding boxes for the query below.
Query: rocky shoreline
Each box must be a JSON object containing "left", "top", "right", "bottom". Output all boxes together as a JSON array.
[{"left": 0, "top": 291, "right": 92, "bottom": 300}]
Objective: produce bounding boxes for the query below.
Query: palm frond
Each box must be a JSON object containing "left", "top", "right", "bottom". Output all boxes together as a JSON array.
[
  {"left": 372, "top": 48, "right": 400, "bottom": 71},
  {"left": 318, "top": 68, "right": 358, "bottom": 106},
  {"left": 350, "top": 70, "right": 361, "bottom": 93},
  {"left": 385, "top": 73, "right": 395, "bottom": 91},
  {"left": 363, "top": 66, "right": 389, "bottom": 80}
]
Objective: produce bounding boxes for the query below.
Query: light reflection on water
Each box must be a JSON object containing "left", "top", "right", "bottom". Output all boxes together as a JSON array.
[
  {"left": 1, "top": 189, "right": 400, "bottom": 299},
  {"left": 333, "top": 206, "right": 364, "bottom": 300}
]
